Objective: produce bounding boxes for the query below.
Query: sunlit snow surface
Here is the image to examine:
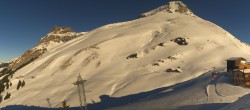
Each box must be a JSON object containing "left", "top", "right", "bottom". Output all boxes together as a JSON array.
[{"left": 1, "top": 1, "right": 250, "bottom": 110}]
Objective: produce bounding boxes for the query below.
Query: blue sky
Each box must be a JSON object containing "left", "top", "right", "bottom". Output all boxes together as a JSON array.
[{"left": 0, "top": 0, "right": 249, "bottom": 62}]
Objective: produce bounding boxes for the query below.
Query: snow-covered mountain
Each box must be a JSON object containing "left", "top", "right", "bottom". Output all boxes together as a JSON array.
[
  {"left": 1, "top": 1, "right": 250, "bottom": 109},
  {"left": 8, "top": 26, "right": 85, "bottom": 71}
]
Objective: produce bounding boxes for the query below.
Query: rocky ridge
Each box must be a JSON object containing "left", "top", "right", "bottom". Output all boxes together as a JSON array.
[
  {"left": 140, "top": 1, "right": 194, "bottom": 18},
  {"left": 8, "top": 26, "right": 85, "bottom": 71}
]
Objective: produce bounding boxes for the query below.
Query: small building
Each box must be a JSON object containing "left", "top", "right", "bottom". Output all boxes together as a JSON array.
[
  {"left": 227, "top": 57, "right": 250, "bottom": 86},
  {"left": 232, "top": 69, "right": 250, "bottom": 86},
  {"left": 226, "top": 57, "right": 247, "bottom": 72}
]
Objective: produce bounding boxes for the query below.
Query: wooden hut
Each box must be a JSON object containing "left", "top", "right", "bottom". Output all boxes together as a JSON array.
[
  {"left": 226, "top": 57, "right": 250, "bottom": 86},
  {"left": 226, "top": 57, "right": 247, "bottom": 72},
  {"left": 232, "top": 69, "right": 250, "bottom": 86}
]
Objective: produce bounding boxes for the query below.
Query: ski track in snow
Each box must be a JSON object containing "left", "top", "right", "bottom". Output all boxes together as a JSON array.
[{"left": 206, "top": 73, "right": 225, "bottom": 103}]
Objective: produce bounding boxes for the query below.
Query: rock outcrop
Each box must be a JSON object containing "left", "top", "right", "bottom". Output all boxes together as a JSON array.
[
  {"left": 139, "top": 1, "right": 194, "bottom": 18},
  {"left": 8, "top": 26, "right": 85, "bottom": 71}
]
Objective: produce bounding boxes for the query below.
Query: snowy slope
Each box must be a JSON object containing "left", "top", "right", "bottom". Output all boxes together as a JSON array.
[
  {"left": 220, "top": 93, "right": 250, "bottom": 110},
  {"left": 1, "top": 1, "right": 250, "bottom": 109},
  {"left": 108, "top": 71, "right": 250, "bottom": 110}
]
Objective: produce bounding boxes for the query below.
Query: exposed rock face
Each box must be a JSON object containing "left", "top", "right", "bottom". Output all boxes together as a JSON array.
[
  {"left": 171, "top": 37, "right": 189, "bottom": 45},
  {"left": 139, "top": 1, "right": 194, "bottom": 18},
  {"left": 8, "top": 49, "right": 47, "bottom": 70},
  {"left": 8, "top": 26, "right": 85, "bottom": 70},
  {"left": 38, "top": 26, "right": 81, "bottom": 45},
  {"left": 0, "top": 63, "right": 8, "bottom": 68}
]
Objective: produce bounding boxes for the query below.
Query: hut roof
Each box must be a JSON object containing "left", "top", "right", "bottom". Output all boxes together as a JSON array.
[
  {"left": 233, "top": 69, "right": 250, "bottom": 74},
  {"left": 240, "top": 69, "right": 250, "bottom": 73},
  {"left": 227, "top": 57, "right": 246, "bottom": 61}
]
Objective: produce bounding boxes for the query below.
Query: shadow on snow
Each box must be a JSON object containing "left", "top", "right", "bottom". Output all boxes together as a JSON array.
[{"left": 2, "top": 71, "right": 231, "bottom": 110}]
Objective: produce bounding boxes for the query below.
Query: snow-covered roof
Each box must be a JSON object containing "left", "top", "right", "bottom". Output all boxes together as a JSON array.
[
  {"left": 240, "top": 69, "right": 250, "bottom": 73},
  {"left": 233, "top": 69, "right": 250, "bottom": 73},
  {"left": 227, "top": 57, "right": 246, "bottom": 61}
]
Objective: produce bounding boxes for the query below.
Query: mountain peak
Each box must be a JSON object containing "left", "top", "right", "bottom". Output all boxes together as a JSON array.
[
  {"left": 7, "top": 26, "right": 86, "bottom": 70},
  {"left": 49, "top": 26, "right": 74, "bottom": 34},
  {"left": 139, "top": 1, "right": 194, "bottom": 18},
  {"left": 38, "top": 26, "right": 86, "bottom": 47},
  {"left": 168, "top": 1, "right": 193, "bottom": 14}
]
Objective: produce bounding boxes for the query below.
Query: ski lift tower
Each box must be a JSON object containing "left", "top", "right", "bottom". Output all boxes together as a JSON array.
[
  {"left": 74, "top": 74, "right": 88, "bottom": 110},
  {"left": 46, "top": 98, "right": 52, "bottom": 108}
]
